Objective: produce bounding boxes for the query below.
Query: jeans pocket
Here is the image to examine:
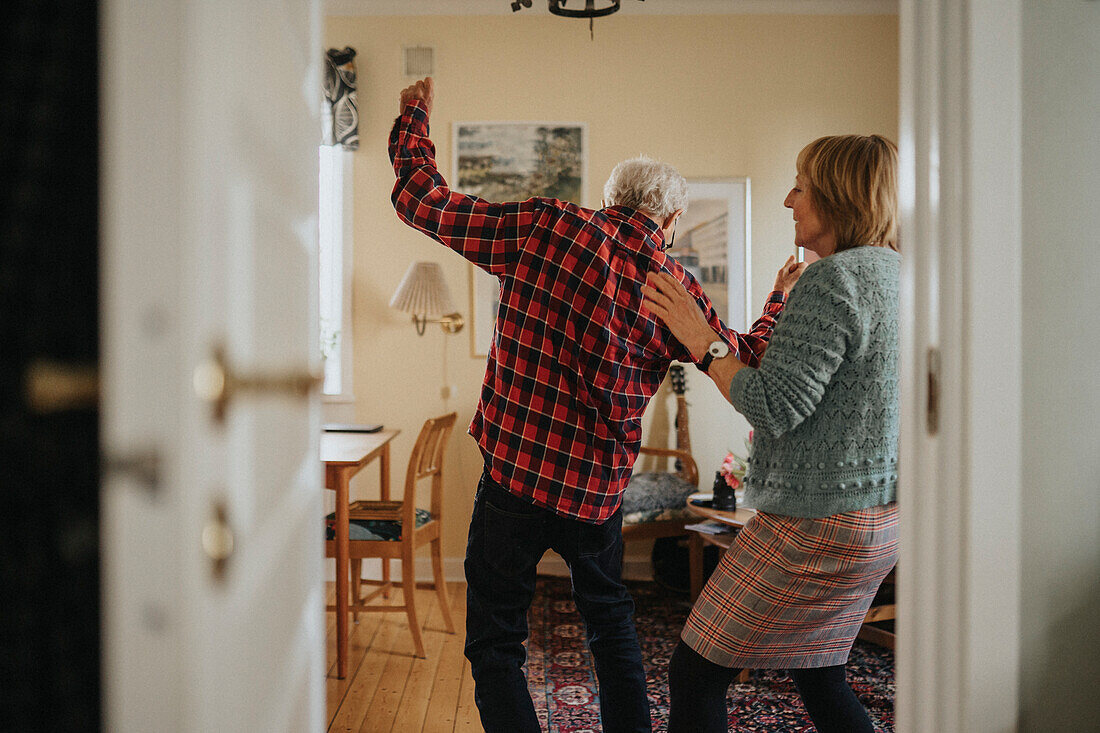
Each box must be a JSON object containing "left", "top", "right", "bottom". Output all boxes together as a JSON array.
[
  {"left": 480, "top": 488, "right": 542, "bottom": 579},
  {"left": 577, "top": 509, "right": 622, "bottom": 560}
]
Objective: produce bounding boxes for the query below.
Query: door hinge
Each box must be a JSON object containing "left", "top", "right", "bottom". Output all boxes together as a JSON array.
[{"left": 927, "top": 347, "right": 941, "bottom": 436}]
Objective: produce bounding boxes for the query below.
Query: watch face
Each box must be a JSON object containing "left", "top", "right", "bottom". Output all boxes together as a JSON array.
[{"left": 709, "top": 341, "right": 730, "bottom": 358}]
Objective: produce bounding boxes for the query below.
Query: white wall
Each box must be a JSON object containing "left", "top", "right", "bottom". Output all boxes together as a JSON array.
[{"left": 1019, "top": 1, "right": 1100, "bottom": 728}]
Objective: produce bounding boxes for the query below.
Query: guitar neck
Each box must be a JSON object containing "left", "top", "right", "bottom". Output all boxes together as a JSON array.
[{"left": 674, "top": 394, "right": 691, "bottom": 453}]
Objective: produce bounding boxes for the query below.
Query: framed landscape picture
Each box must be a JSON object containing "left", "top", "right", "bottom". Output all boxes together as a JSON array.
[
  {"left": 452, "top": 121, "right": 587, "bottom": 356},
  {"left": 667, "top": 178, "right": 752, "bottom": 330}
]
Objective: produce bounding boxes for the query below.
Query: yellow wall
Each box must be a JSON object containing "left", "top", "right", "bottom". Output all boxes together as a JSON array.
[{"left": 324, "top": 13, "right": 898, "bottom": 568}]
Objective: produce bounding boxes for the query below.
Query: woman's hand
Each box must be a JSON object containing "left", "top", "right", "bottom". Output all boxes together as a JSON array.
[
  {"left": 641, "top": 271, "right": 717, "bottom": 362},
  {"left": 773, "top": 255, "right": 807, "bottom": 294},
  {"left": 399, "top": 76, "right": 434, "bottom": 117}
]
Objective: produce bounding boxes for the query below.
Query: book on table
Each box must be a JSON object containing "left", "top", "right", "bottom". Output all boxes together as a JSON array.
[{"left": 323, "top": 423, "right": 383, "bottom": 433}]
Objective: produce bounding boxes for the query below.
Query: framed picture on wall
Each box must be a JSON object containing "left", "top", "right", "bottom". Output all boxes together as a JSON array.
[
  {"left": 452, "top": 121, "right": 587, "bottom": 357},
  {"left": 668, "top": 178, "right": 752, "bottom": 330}
]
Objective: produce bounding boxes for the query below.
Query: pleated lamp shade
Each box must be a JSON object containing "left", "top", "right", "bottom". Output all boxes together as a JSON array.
[{"left": 389, "top": 261, "right": 464, "bottom": 335}]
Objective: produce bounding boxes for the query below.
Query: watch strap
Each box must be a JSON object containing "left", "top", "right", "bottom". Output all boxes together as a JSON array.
[{"left": 697, "top": 351, "right": 716, "bottom": 372}]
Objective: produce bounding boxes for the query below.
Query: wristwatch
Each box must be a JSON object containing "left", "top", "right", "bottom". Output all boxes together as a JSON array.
[{"left": 696, "top": 340, "right": 730, "bottom": 372}]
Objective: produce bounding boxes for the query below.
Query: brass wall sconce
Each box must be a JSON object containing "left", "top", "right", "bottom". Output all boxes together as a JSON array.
[{"left": 389, "top": 261, "right": 465, "bottom": 336}]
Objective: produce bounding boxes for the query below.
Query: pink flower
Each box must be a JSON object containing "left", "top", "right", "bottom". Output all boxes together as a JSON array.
[{"left": 724, "top": 474, "right": 741, "bottom": 489}]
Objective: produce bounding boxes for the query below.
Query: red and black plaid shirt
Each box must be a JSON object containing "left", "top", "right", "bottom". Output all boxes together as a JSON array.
[{"left": 390, "top": 101, "right": 786, "bottom": 523}]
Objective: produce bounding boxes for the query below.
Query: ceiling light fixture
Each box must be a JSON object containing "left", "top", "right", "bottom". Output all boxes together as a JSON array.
[
  {"left": 511, "top": 0, "right": 646, "bottom": 38},
  {"left": 510, "top": 1, "right": 648, "bottom": 18}
]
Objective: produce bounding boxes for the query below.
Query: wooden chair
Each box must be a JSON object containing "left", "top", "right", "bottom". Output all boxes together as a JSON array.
[
  {"left": 620, "top": 447, "right": 699, "bottom": 542},
  {"left": 326, "top": 412, "right": 457, "bottom": 658}
]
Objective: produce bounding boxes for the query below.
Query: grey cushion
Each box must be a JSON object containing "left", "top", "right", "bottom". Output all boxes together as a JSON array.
[{"left": 621, "top": 472, "right": 696, "bottom": 526}]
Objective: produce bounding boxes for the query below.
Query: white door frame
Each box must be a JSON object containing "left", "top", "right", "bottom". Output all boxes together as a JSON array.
[{"left": 897, "top": 1, "right": 1023, "bottom": 730}]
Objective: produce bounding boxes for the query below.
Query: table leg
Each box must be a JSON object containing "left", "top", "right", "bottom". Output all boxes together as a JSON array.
[
  {"left": 380, "top": 444, "right": 391, "bottom": 594},
  {"left": 689, "top": 531, "right": 704, "bottom": 602},
  {"left": 331, "top": 465, "right": 350, "bottom": 680}
]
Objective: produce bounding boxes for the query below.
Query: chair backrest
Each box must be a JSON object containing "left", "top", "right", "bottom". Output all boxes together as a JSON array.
[{"left": 401, "top": 412, "right": 457, "bottom": 525}]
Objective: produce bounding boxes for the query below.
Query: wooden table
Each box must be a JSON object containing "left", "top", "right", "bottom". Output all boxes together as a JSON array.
[
  {"left": 684, "top": 492, "right": 757, "bottom": 601},
  {"left": 321, "top": 429, "right": 399, "bottom": 679}
]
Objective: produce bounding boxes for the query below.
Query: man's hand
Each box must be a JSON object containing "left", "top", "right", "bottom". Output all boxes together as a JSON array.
[
  {"left": 772, "top": 255, "right": 806, "bottom": 295},
  {"left": 399, "top": 76, "right": 434, "bottom": 117}
]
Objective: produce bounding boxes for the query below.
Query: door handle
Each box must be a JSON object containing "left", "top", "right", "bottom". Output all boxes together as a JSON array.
[
  {"left": 24, "top": 360, "right": 99, "bottom": 413},
  {"left": 192, "top": 345, "right": 322, "bottom": 423}
]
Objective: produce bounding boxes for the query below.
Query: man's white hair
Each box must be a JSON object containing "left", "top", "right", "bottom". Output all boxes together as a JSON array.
[{"left": 602, "top": 156, "right": 688, "bottom": 220}]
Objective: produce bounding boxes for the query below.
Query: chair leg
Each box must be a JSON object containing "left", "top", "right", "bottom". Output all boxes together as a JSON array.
[
  {"left": 402, "top": 547, "right": 426, "bottom": 658},
  {"left": 381, "top": 558, "right": 390, "bottom": 599},
  {"left": 350, "top": 559, "right": 362, "bottom": 623},
  {"left": 430, "top": 538, "right": 455, "bottom": 634}
]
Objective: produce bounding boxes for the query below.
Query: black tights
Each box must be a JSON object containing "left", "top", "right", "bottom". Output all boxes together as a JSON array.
[{"left": 667, "top": 640, "right": 875, "bottom": 733}]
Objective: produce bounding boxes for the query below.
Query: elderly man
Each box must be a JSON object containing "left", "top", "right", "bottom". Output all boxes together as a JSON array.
[{"left": 389, "top": 77, "right": 800, "bottom": 733}]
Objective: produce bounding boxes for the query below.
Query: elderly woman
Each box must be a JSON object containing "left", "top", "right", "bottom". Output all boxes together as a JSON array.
[{"left": 642, "top": 134, "right": 900, "bottom": 733}]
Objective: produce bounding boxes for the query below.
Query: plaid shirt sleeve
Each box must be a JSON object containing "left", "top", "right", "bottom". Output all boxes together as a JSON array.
[
  {"left": 389, "top": 100, "right": 535, "bottom": 275},
  {"left": 733, "top": 291, "right": 788, "bottom": 366}
]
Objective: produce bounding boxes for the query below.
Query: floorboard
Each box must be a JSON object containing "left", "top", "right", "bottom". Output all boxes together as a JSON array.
[{"left": 326, "top": 582, "right": 477, "bottom": 733}]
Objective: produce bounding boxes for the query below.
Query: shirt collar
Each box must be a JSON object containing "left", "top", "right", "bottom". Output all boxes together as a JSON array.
[{"left": 600, "top": 206, "right": 669, "bottom": 257}]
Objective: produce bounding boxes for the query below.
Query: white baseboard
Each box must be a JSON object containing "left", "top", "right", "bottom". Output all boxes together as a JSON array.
[{"left": 338, "top": 553, "right": 654, "bottom": 583}]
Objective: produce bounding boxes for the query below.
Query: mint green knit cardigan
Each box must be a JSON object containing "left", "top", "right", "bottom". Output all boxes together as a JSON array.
[{"left": 729, "top": 246, "right": 900, "bottom": 518}]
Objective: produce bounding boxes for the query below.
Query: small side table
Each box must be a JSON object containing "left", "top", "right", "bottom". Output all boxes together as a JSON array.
[{"left": 684, "top": 492, "right": 756, "bottom": 601}]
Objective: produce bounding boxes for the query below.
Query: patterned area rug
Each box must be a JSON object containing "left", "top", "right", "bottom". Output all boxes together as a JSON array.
[{"left": 525, "top": 576, "right": 894, "bottom": 732}]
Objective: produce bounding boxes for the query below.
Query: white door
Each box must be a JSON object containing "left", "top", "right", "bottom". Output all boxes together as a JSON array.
[
  {"left": 897, "top": 0, "right": 1023, "bottom": 730},
  {"left": 100, "top": 1, "right": 324, "bottom": 730}
]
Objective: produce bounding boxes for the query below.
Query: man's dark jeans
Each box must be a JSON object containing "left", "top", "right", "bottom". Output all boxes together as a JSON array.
[{"left": 463, "top": 469, "right": 652, "bottom": 733}]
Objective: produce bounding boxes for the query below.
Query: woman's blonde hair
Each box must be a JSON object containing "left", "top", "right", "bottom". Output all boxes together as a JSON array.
[{"left": 796, "top": 134, "right": 899, "bottom": 252}]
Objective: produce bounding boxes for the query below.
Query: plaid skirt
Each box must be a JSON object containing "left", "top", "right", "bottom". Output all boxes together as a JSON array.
[{"left": 681, "top": 503, "right": 898, "bottom": 669}]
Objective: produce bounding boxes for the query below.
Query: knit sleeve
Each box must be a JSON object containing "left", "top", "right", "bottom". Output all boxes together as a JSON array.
[{"left": 728, "top": 259, "right": 861, "bottom": 438}]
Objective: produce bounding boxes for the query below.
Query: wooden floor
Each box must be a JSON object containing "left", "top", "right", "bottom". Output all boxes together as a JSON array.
[{"left": 325, "top": 581, "right": 484, "bottom": 733}]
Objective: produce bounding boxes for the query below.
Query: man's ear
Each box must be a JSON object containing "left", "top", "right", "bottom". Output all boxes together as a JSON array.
[{"left": 663, "top": 208, "right": 685, "bottom": 230}]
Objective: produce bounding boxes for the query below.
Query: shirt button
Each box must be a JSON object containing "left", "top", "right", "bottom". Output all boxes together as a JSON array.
[
  {"left": 836, "top": 461, "right": 845, "bottom": 468},
  {"left": 839, "top": 483, "right": 846, "bottom": 490},
  {"left": 818, "top": 462, "right": 826, "bottom": 469}
]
